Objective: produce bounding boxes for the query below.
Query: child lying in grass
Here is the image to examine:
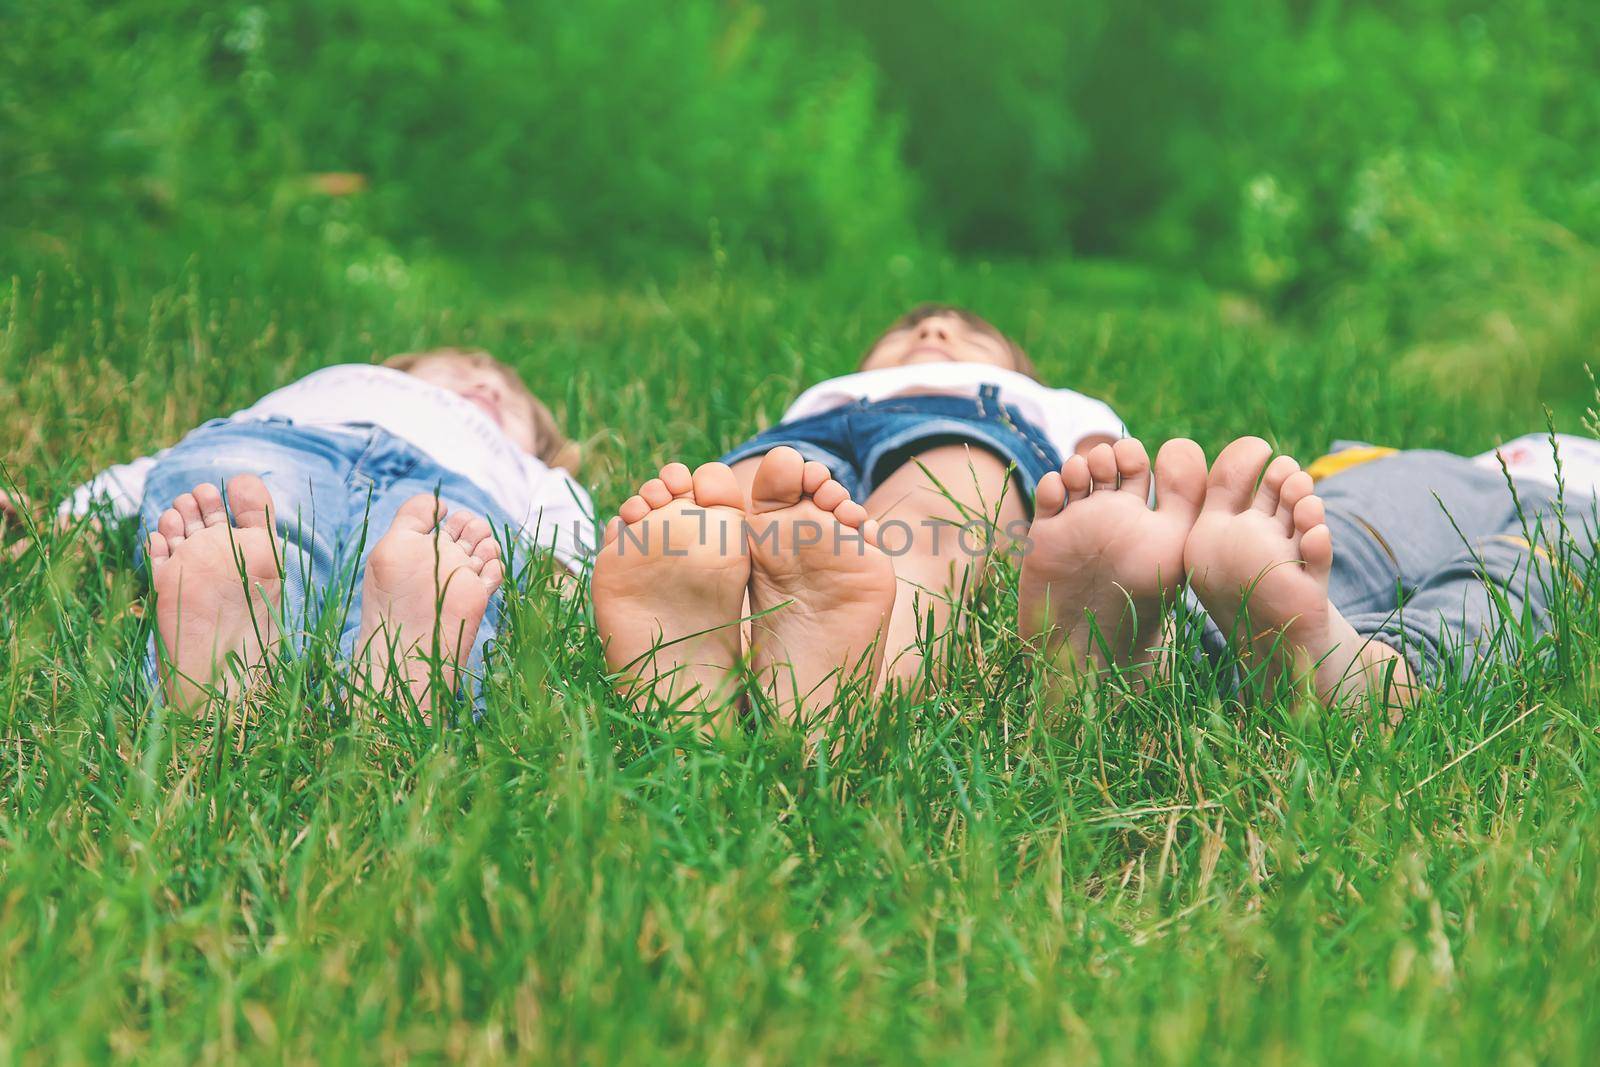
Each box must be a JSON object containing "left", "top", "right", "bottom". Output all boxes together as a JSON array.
[
  {"left": 1018, "top": 431, "right": 1600, "bottom": 709},
  {"left": 6, "top": 348, "right": 592, "bottom": 714},
  {"left": 592, "top": 304, "right": 1126, "bottom": 724}
]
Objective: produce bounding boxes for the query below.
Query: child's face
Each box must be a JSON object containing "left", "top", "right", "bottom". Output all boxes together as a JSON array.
[
  {"left": 859, "top": 312, "right": 1016, "bottom": 372},
  {"left": 404, "top": 355, "right": 539, "bottom": 453}
]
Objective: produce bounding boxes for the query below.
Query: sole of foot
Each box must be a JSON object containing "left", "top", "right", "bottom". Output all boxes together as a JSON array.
[
  {"left": 591, "top": 462, "right": 750, "bottom": 719},
  {"left": 1184, "top": 436, "right": 1357, "bottom": 699},
  {"left": 1018, "top": 437, "right": 1207, "bottom": 678},
  {"left": 745, "top": 446, "right": 896, "bottom": 730},
  {"left": 148, "top": 474, "right": 282, "bottom": 711},
  {"left": 355, "top": 495, "right": 505, "bottom": 716}
]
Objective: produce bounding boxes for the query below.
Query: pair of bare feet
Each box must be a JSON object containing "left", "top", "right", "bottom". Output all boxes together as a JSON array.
[
  {"left": 1019, "top": 435, "right": 1379, "bottom": 703},
  {"left": 591, "top": 447, "right": 897, "bottom": 730},
  {"left": 146, "top": 475, "right": 504, "bottom": 715}
]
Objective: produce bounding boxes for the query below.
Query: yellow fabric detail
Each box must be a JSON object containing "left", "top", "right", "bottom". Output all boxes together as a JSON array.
[
  {"left": 1492, "top": 534, "right": 1557, "bottom": 569},
  {"left": 1306, "top": 446, "right": 1399, "bottom": 482},
  {"left": 1489, "top": 534, "right": 1581, "bottom": 589}
]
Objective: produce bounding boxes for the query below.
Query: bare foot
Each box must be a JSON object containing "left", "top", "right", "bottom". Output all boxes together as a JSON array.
[
  {"left": 147, "top": 475, "right": 282, "bottom": 711},
  {"left": 746, "top": 447, "right": 896, "bottom": 728},
  {"left": 1018, "top": 438, "right": 1206, "bottom": 676},
  {"left": 355, "top": 495, "right": 505, "bottom": 715},
  {"left": 1184, "top": 437, "right": 1371, "bottom": 700},
  {"left": 591, "top": 462, "right": 750, "bottom": 717}
]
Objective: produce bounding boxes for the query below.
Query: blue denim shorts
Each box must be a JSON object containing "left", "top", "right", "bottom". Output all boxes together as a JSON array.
[{"left": 719, "top": 386, "right": 1062, "bottom": 509}]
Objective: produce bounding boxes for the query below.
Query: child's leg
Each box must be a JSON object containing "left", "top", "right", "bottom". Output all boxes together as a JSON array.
[
  {"left": 723, "top": 395, "right": 1051, "bottom": 698},
  {"left": 1189, "top": 440, "right": 1588, "bottom": 709},
  {"left": 311, "top": 455, "right": 515, "bottom": 719},
  {"left": 741, "top": 445, "right": 1013, "bottom": 688},
  {"left": 1185, "top": 438, "right": 1417, "bottom": 709},
  {"left": 591, "top": 462, "right": 751, "bottom": 726},
  {"left": 139, "top": 424, "right": 352, "bottom": 709},
  {"left": 1018, "top": 438, "right": 1207, "bottom": 681},
  {"left": 343, "top": 491, "right": 505, "bottom": 719},
  {"left": 146, "top": 475, "right": 284, "bottom": 710},
  {"left": 740, "top": 448, "right": 895, "bottom": 731},
  {"left": 1336, "top": 512, "right": 1567, "bottom": 697},
  {"left": 859, "top": 444, "right": 1028, "bottom": 686}
]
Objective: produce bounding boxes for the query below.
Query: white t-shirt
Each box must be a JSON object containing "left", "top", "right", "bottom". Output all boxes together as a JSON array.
[
  {"left": 1474, "top": 433, "right": 1600, "bottom": 497},
  {"left": 780, "top": 363, "right": 1126, "bottom": 458},
  {"left": 65, "top": 365, "right": 595, "bottom": 571}
]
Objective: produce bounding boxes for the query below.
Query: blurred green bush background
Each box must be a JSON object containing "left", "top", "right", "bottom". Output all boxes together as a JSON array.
[
  {"left": 4, "top": 0, "right": 1598, "bottom": 354},
  {"left": 6, "top": 2, "right": 1596, "bottom": 267}
]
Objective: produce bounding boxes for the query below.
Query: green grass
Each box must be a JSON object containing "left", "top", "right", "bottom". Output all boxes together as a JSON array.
[{"left": 4, "top": 250, "right": 1600, "bottom": 1064}]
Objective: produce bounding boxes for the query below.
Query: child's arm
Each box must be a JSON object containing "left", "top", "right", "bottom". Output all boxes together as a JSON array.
[
  {"left": 2, "top": 488, "right": 33, "bottom": 559},
  {"left": 60, "top": 455, "right": 160, "bottom": 524},
  {"left": 4, "top": 454, "right": 162, "bottom": 559},
  {"left": 0, "top": 487, "right": 24, "bottom": 523},
  {"left": 0, "top": 487, "right": 85, "bottom": 558}
]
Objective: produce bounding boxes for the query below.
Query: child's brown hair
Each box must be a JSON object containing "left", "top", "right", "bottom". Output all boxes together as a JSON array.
[
  {"left": 862, "top": 304, "right": 1039, "bottom": 380},
  {"left": 383, "top": 347, "right": 581, "bottom": 471}
]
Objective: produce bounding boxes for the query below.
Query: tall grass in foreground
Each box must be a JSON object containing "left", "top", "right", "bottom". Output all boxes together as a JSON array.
[{"left": 2, "top": 261, "right": 1600, "bottom": 1062}]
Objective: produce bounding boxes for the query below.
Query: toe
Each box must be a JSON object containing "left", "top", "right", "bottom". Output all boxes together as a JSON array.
[
  {"left": 1277, "top": 471, "right": 1315, "bottom": 533},
  {"left": 638, "top": 478, "right": 673, "bottom": 509},
  {"left": 225, "top": 475, "right": 274, "bottom": 529},
  {"left": 1063, "top": 455, "right": 1092, "bottom": 502},
  {"left": 1300, "top": 522, "right": 1333, "bottom": 581},
  {"left": 459, "top": 516, "right": 495, "bottom": 549},
  {"left": 1279, "top": 470, "right": 1314, "bottom": 510},
  {"left": 751, "top": 446, "right": 806, "bottom": 514},
  {"left": 192, "top": 483, "right": 228, "bottom": 528},
  {"left": 812, "top": 479, "right": 849, "bottom": 512},
  {"left": 1153, "top": 438, "right": 1208, "bottom": 519},
  {"left": 480, "top": 557, "right": 506, "bottom": 589},
  {"left": 834, "top": 499, "right": 867, "bottom": 528},
  {"left": 618, "top": 495, "right": 650, "bottom": 525},
  {"left": 691, "top": 462, "right": 744, "bottom": 510},
  {"left": 1112, "top": 438, "right": 1152, "bottom": 499},
  {"left": 173, "top": 493, "right": 204, "bottom": 537},
  {"left": 471, "top": 534, "right": 501, "bottom": 565},
  {"left": 146, "top": 529, "right": 172, "bottom": 568},
  {"left": 1293, "top": 493, "right": 1326, "bottom": 535},
  {"left": 602, "top": 515, "right": 625, "bottom": 547},
  {"left": 801, "top": 460, "right": 831, "bottom": 496},
  {"left": 157, "top": 507, "right": 186, "bottom": 546},
  {"left": 442, "top": 509, "right": 472, "bottom": 540},
  {"left": 1086, "top": 443, "right": 1118, "bottom": 490},
  {"left": 1252, "top": 455, "right": 1300, "bottom": 515},
  {"left": 659, "top": 462, "right": 693, "bottom": 497},
  {"left": 1034, "top": 471, "right": 1066, "bottom": 518},
  {"left": 1203, "top": 437, "right": 1274, "bottom": 514},
  {"left": 394, "top": 494, "right": 446, "bottom": 533}
]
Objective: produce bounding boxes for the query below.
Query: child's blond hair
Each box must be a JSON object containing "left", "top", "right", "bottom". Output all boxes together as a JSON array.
[{"left": 383, "top": 347, "right": 580, "bottom": 471}]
